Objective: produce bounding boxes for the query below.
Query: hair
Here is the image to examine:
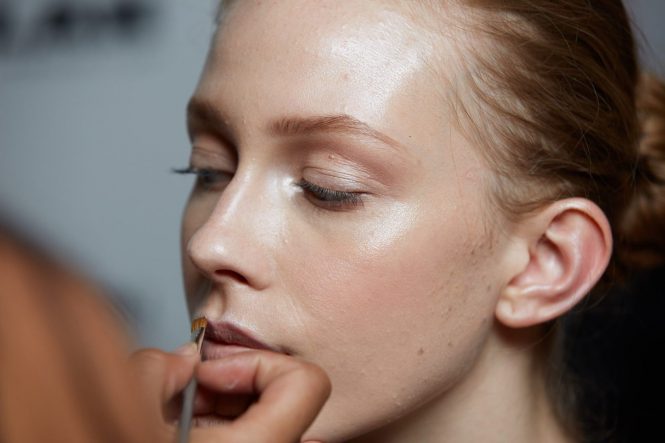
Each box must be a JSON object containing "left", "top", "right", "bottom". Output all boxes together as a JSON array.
[
  {"left": 420, "top": 0, "right": 665, "bottom": 439},
  {"left": 435, "top": 0, "right": 665, "bottom": 279},
  {"left": 214, "top": 0, "right": 665, "bottom": 439}
]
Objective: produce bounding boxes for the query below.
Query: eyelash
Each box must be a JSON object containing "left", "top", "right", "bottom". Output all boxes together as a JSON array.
[
  {"left": 295, "top": 179, "right": 364, "bottom": 209},
  {"left": 172, "top": 167, "right": 231, "bottom": 190},
  {"left": 173, "top": 167, "right": 365, "bottom": 210}
]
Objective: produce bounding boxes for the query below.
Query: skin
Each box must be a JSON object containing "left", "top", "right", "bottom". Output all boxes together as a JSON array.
[
  {"left": 0, "top": 228, "right": 329, "bottom": 443},
  {"left": 179, "top": 1, "right": 607, "bottom": 441}
]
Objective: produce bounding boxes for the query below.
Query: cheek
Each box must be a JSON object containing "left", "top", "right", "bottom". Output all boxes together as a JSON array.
[
  {"left": 283, "top": 203, "right": 499, "bottom": 436},
  {"left": 283, "top": 200, "right": 498, "bottom": 370},
  {"left": 288, "top": 202, "right": 494, "bottom": 329}
]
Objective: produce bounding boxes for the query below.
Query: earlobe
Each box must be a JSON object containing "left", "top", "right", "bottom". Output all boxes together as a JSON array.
[{"left": 496, "top": 199, "right": 613, "bottom": 328}]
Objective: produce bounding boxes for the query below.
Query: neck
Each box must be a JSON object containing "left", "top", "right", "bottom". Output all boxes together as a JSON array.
[{"left": 349, "top": 323, "right": 573, "bottom": 443}]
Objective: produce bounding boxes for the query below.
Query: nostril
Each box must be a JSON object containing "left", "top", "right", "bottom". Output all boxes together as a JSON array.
[{"left": 214, "top": 269, "right": 249, "bottom": 285}]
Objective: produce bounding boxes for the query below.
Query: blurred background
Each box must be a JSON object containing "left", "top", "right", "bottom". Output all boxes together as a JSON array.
[
  {"left": 0, "top": 0, "right": 664, "bottom": 353},
  {"left": 0, "top": 0, "right": 219, "bottom": 348}
]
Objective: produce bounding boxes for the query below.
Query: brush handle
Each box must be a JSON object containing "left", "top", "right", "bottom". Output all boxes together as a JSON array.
[
  {"left": 176, "top": 316, "right": 207, "bottom": 443},
  {"left": 177, "top": 377, "right": 197, "bottom": 443}
]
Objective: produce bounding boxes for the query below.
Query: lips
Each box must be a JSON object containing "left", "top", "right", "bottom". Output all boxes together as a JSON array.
[{"left": 201, "top": 321, "right": 280, "bottom": 360}]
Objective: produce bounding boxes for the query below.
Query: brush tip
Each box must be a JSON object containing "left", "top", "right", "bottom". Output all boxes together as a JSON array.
[{"left": 191, "top": 317, "right": 208, "bottom": 332}]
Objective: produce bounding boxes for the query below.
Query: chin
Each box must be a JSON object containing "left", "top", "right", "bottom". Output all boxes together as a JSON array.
[{"left": 301, "top": 411, "right": 391, "bottom": 443}]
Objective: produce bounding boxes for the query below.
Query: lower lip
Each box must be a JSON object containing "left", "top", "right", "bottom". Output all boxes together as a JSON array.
[{"left": 201, "top": 340, "right": 259, "bottom": 360}]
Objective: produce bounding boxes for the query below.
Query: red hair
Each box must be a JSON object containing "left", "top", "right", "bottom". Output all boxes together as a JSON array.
[
  {"left": 438, "top": 1, "right": 665, "bottom": 279},
  {"left": 436, "top": 1, "right": 665, "bottom": 438}
]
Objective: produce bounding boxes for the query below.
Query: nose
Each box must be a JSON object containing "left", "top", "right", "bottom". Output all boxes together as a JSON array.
[{"left": 186, "top": 174, "right": 277, "bottom": 291}]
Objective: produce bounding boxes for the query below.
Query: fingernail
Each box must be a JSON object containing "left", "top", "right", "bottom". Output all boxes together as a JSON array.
[{"left": 173, "top": 342, "right": 197, "bottom": 356}]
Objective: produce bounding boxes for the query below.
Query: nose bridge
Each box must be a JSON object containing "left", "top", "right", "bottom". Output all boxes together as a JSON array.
[
  {"left": 188, "top": 169, "right": 276, "bottom": 289},
  {"left": 210, "top": 171, "right": 257, "bottom": 228}
]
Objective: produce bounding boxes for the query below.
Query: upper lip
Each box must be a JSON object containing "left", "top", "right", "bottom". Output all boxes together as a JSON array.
[{"left": 204, "top": 320, "right": 279, "bottom": 352}]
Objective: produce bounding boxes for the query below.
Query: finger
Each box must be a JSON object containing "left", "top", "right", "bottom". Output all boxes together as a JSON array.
[
  {"left": 195, "top": 351, "right": 331, "bottom": 443},
  {"left": 213, "top": 394, "right": 256, "bottom": 418},
  {"left": 129, "top": 346, "right": 199, "bottom": 423},
  {"left": 193, "top": 386, "right": 256, "bottom": 418}
]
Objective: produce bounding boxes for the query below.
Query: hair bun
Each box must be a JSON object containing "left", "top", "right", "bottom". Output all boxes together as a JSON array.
[{"left": 616, "top": 73, "right": 665, "bottom": 273}]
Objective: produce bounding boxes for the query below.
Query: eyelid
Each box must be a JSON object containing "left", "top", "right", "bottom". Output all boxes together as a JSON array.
[
  {"left": 173, "top": 166, "right": 231, "bottom": 191},
  {"left": 299, "top": 155, "right": 392, "bottom": 195},
  {"left": 297, "top": 179, "right": 365, "bottom": 210},
  {"left": 190, "top": 142, "right": 238, "bottom": 169}
]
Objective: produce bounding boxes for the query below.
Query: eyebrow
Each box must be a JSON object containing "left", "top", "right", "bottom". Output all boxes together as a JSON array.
[
  {"left": 268, "top": 114, "right": 408, "bottom": 154},
  {"left": 187, "top": 98, "right": 233, "bottom": 139},
  {"left": 187, "top": 97, "right": 408, "bottom": 154}
]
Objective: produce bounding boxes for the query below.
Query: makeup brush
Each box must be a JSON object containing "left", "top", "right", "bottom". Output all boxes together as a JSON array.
[{"left": 176, "top": 317, "right": 207, "bottom": 443}]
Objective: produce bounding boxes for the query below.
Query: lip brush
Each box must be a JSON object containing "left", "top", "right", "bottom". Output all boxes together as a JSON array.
[{"left": 176, "top": 317, "right": 208, "bottom": 443}]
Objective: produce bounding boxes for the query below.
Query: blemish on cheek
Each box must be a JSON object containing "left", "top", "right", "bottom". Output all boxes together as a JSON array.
[
  {"left": 447, "top": 341, "right": 454, "bottom": 348},
  {"left": 417, "top": 347, "right": 424, "bottom": 356}
]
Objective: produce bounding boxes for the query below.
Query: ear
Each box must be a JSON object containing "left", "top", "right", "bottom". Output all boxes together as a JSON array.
[{"left": 495, "top": 198, "right": 613, "bottom": 328}]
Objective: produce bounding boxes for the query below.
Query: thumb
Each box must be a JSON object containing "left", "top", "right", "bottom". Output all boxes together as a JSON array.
[{"left": 194, "top": 351, "right": 331, "bottom": 443}]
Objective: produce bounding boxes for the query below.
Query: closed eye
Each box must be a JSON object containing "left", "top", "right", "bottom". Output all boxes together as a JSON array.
[
  {"left": 172, "top": 167, "right": 231, "bottom": 191},
  {"left": 296, "top": 179, "right": 364, "bottom": 210}
]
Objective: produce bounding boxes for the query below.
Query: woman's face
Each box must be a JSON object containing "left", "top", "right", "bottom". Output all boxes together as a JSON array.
[{"left": 182, "top": 0, "right": 514, "bottom": 440}]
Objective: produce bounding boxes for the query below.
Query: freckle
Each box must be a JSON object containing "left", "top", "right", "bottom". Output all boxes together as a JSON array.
[
  {"left": 417, "top": 347, "right": 424, "bottom": 356},
  {"left": 486, "top": 284, "right": 492, "bottom": 293},
  {"left": 447, "top": 341, "right": 453, "bottom": 348}
]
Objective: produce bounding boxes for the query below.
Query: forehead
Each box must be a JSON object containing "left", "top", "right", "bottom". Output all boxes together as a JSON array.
[{"left": 201, "top": 1, "right": 459, "bottom": 153}]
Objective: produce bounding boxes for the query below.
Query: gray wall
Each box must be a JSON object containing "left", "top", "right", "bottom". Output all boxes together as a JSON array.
[
  {"left": 1, "top": 0, "right": 663, "bottom": 350},
  {"left": 630, "top": 0, "right": 665, "bottom": 74},
  {"left": 0, "top": 0, "right": 219, "bottom": 348}
]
